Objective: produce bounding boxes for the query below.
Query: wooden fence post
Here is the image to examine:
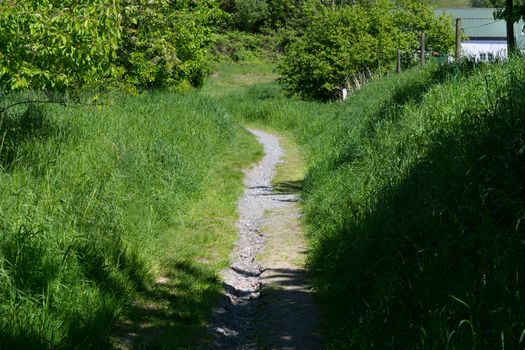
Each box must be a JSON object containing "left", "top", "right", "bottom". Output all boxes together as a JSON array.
[
  {"left": 420, "top": 32, "right": 425, "bottom": 65},
  {"left": 397, "top": 49, "right": 401, "bottom": 73},
  {"left": 456, "top": 18, "right": 462, "bottom": 63},
  {"left": 506, "top": 0, "right": 516, "bottom": 54}
]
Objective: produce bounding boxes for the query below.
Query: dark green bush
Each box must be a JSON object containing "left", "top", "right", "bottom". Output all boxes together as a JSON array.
[{"left": 210, "top": 31, "right": 281, "bottom": 62}]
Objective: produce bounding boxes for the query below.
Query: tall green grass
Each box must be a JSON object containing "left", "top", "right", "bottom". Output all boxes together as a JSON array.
[
  {"left": 207, "top": 59, "right": 525, "bottom": 348},
  {"left": 0, "top": 91, "right": 258, "bottom": 348}
]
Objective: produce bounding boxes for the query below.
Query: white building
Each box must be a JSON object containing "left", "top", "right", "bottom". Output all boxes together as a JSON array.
[{"left": 435, "top": 8, "right": 525, "bottom": 61}]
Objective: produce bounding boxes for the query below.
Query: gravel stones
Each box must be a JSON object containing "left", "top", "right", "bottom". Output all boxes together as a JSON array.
[{"left": 207, "top": 129, "right": 282, "bottom": 350}]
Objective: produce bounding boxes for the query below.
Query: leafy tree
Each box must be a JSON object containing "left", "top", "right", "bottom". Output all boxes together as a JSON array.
[
  {"left": 492, "top": 0, "right": 525, "bottom": 19},
  {"left": 393, "top": 0, "right": 455, "bottom": 58},
  {"left": 490, "top": 0, "right": 525, "bottom": 51},
  {"left": 217, "top": 0, "right": 310, "bottom": 32},
  {"left": 277, "top": 5, "right": 376, "bottom": 100},
  {"left": 277, "top": 0, "right": 454, "bottom": 100},
  {"left": 0, "top": 0, "right": 221, "bottom": 100},
  {"left": 232, "top": 0, "right": 270, "bottom": 32},
  {"left": 265, "top": 0, "right": 305, "bottom": 29},
  {"left": 117, "top": 0, "right": 219, "bottom": 90},
  {"left": 0, "top": 0, "right": 121, "bottom": 96}
]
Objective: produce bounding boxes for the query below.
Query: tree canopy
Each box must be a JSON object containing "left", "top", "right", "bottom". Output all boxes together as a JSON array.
[
  {"left": 277, "top": 0, "right": 455, "bottom": 100},
  {"left": 0, "top": 0, "right": 221, "bottom": 96},
  {"left": 492, "top": 0, "right": 525, "bottom": 22},
  {"left": 0, "top": 0, "right": 121, "bottom": 95}
]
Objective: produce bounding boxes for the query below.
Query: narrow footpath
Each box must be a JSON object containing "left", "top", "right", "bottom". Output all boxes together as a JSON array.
[{"left": 208, "top": 129, "right": 320, "bottom": 349}]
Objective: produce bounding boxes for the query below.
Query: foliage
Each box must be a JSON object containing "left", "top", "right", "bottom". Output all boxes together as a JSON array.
[
  {"left": 430, "top": 0, "right": 490, "bottom": 6},
  {"left": 210, "top": 31, "right": 282, "bottom": 63},
  {"left": 266, "top": 0, "right": 303, "bottom": 29},
  {"left": 218, "top": 0, "right": 311, "bottom": 33},
  {"left": 232, "top": 0, "right": 270, "bottom": 32},
  {"left": 0, "top": 0, "right": 222, "bottom": 96},
  {"left": 0, "top": 0, "right": 120, "bottom": 95},
  {"left": 277, "top": 0, "right": 455, "bottom": 100},
  {"left": 117, "top": 0, "right": 220, "bottom": 91},
  {"left": 491, "top": 0, "right": 525, "bottom": 22}
]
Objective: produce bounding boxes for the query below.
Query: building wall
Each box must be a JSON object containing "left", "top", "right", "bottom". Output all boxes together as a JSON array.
[
  {"left": 435, "top": 8, "right": 525, "bottom": 54},
  {"left": 462, "top": 40, "right": 508, "bottom": 61}
]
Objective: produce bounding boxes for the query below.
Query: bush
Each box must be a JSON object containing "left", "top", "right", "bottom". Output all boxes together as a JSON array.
[
  {"left": 210, "top": 31, "right": 281, "bottom": 63},
  {"left": 232, "top": 0, "right": 269, "bottom": 32},
  {"left": 0, "top": 0, "right": 220, "bottom": 96},
  {"left": 117, "top": 0, "right": 219, "bottom": 91},
  {"left": 277, "top": 0, "right": 454, "bottom": 100}
]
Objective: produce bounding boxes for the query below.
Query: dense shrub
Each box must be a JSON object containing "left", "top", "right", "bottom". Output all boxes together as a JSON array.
[
  {"left": 117, "top": 0, "right": 220, "bottom": 91},
  {"left": 277, "top": 0, "right": 454, "bottom": 100},
  {"left": 218, "top": 0, "right": 305, "bottom": 32},
  {"left": 210, "top": 31, "right": 282, "bottom": 62},
  {"left": 232, "top": 0, "right": 269, "bottom": 32},
  {"left": 0, "top": 0, "right": 220, "bottom": 96}
]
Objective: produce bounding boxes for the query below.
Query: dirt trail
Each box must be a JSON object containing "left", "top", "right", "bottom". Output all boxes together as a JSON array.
[{"left": 208, "top": 129, "right": 320, "bottom": 349}]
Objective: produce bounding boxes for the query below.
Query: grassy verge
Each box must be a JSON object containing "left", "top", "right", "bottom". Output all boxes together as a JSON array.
[
  {"left": 112, "top": 127, "right": 262, "bottom": 349},
  {"left": 0, "top": 91, "right": 260, "bottom": 348},
  {"left": 206, "top": 60, "right": 525, "bottom": 348}
]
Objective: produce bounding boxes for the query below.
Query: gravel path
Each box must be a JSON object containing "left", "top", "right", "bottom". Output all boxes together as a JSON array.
[{"left": 207, "top": 129, "right": 320, "bottom": 350}]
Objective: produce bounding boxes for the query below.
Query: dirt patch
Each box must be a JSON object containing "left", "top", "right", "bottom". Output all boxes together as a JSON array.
[
  {"left": 207, "top": 129, "right": 320, "bottom": 349},
  {"left": 255, "top": 202, "right": 320, "bottom": 349}
]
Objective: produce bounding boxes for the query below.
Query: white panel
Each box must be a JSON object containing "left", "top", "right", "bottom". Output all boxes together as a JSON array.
[{"left": 462, "top": 41, "right": 508, "bottom": 61}]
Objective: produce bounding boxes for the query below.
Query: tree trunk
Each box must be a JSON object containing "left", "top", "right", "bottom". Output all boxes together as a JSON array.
[{"left": 507, "top": 0, "right": 516, "bottom": 54}]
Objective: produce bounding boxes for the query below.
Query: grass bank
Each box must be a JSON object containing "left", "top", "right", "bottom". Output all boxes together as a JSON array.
[
  {"left": 0, "top": 91, "right": 260, "bottom": 348},
  {"left": 206, "top": 59, "right": 525, "bottom": 348}
]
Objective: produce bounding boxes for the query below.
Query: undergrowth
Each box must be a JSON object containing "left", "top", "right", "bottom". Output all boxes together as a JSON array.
[
  {"left": 206, "top": 58, "right": 525, "bottom": 348},
  {"left": 0, "top": 91, "right": 259, "bottom": 348}
]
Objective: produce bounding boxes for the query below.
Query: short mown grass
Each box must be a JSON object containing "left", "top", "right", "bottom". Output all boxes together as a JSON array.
[
  {"left": 0, "top": 91, "right": 260, "bottom": 348},
  {"left": 207, "top": 59, "right": 525, "bottom": 349}
]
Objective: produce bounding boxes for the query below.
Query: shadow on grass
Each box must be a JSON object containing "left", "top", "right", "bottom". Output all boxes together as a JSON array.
[
  {"left": 254, "top": 267, "right": 320, "bottom": 350},
  {"left": 310, "top": 71, "right": 525, "bottom": 348},
  {"left": 326, "top": 62, "right": 484, "bottom": 174},
  {"left": 114, "top": 260, "right": 222, "bottom": 349},
  {"left": 0, "top": 104, "right": 69, "bottom": 171},
  {"left": 273, "top": 180, "right": 303, "bottom": 194},
  {"left": 362, "top": 62, "right": 480, "bottom": 139},
  {"left": 0, "top": 330, "right": 50, "bottom": 350}
]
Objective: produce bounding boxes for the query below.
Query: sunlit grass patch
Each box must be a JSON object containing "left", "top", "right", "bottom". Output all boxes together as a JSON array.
[
  {"left": 111, "top": 126, "right": 261, "bottom": 349},
  {"left": 0, "top": 90, "right": 260, "bottom": 348},
  {"left": 203, "top": 62, "right": 278, "bottom": 98}
]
